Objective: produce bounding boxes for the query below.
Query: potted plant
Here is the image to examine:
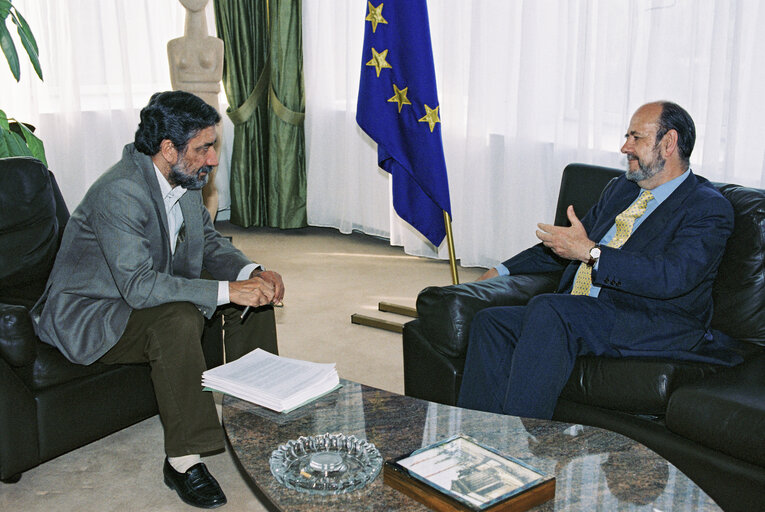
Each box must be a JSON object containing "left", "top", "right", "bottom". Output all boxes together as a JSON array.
[{"left": 0, "top": 0, "right": 46, "bottom": 165}]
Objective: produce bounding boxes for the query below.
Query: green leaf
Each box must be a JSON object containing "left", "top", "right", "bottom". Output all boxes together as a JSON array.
[
  {"left": 0, "top": 130, "right": 10, "bottom": 158},
  {"left": 11, "top": 11, "right": 41, "bottom": 80},
  {"left": 16, "top": 119, "right": 46, "bottom": 165},
  {"left": 0, "top": 108, "right": 8, "bottom": 131},
  {"left": 4, "top": 129, "right": 33, "bottom": 157},
  {"left": 0, "top": 1, "right": 11, "bottom": 18},
  {"left": 0, "top": 19, "right": 20, "bottom": 81},
  {"left": 11, "top": 8, "right": 37, "bottom": 55}
]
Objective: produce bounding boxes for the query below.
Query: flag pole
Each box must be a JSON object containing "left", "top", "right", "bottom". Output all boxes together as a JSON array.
[
  {"left": 351, "top": 0, "right": 457, "bottom": 332},
  {"left": 443, "top": 210, "right": 459, "bottom": 285}
]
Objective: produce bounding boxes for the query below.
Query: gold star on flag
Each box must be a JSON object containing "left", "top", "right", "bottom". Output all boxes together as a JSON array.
[
  {"left": 366, "top": 48, "right": 392, "bottom": 77},
  {"left": 365, "top": 2, "right": 388, "bottom": 33},
  {"left": 418, "top": 104, "right": 441, "bottom": 132},
  {"left": 388, "top": 84, "right": 412, "bottom": 113}
]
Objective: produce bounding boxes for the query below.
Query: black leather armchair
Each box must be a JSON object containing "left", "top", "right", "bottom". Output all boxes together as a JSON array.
[
  {"left": 0, "top": 157, "right": 273, "bottom": 483},
  {"left": 403, "top": 163, "right": 765, "bottom": 512}
]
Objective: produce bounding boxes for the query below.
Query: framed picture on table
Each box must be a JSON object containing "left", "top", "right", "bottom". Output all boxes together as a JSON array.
[{"left": 384, "top": 434, "right": 555, "bottom": 512}]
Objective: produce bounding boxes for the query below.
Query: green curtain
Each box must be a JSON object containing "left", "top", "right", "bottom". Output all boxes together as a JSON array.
[{"left": 214, "top": 0, "right": 307, "bottom": 228}]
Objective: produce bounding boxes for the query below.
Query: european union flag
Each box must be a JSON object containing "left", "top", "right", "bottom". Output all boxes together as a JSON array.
[{"left": 356, "top": 0, "right": 452, "bottom": 246}]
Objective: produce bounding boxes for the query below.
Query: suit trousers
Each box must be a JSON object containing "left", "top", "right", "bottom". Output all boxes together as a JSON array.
[
  {"left": 99, "top": 301, "right": 277, "bottom": 457},
  {"left": 457, "top": 294, "right": 621, "bottom": 420}
]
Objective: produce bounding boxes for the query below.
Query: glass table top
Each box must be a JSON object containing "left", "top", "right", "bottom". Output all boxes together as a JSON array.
[{"left": 223, "top": 379, "right": 720, "bottom": 511}]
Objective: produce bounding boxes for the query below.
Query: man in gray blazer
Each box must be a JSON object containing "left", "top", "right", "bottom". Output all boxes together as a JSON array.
[{"left": 34, "top": 91, "right": 282, "bottom": 509}]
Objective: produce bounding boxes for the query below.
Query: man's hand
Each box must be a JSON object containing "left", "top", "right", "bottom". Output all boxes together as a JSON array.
[
  {"left": 535, "top": 205, "right": 594, "bottom": 263},
  {"left": 229, "top": 270, "right": 285, "bottom": 308},
  {"left": 477, "top": 267, "right": 499, "bottom": 281},
  {"left": 250, "top": 269, "right": 285, "bottom": 304}
]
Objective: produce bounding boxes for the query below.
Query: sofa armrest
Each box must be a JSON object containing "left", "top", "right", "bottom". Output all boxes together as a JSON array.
[
  {"left": 0, "top": 355, "right": 39, "bottom": 480},
  {"left": 416, "top": 272, "right": 560, "bottom": 358},
  {"left": 0, "top": 304, "right": 38, "bottom": 367}
]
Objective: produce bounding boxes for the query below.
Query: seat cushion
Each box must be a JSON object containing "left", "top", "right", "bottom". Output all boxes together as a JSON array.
[
  {"left": 27, "top": 341, "right": 113, "bottom": 391},
  {"left": 665, "top": 352, "right": 765, "bottom": 468},
  {"left": 560, "top": 356, "right": 724, "bottom": 416},
  {"left": 1, "top": 303, "right": 111, "bottom": 389}
]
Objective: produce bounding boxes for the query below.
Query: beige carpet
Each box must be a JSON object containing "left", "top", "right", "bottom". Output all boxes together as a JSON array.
[{"left": 0, "top": 224, "right": 483, "bottom": 511}]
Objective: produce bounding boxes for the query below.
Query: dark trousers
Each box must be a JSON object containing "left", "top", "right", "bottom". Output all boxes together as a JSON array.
[
  {"left": 99, "top": 302, "right": 277, "bottom": 457},
  {"left": 457, "top": 294, "right": 620, "bottom": 420}
]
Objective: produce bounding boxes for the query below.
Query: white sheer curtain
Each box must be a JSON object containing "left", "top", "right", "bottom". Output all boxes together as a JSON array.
[
  {"left": 303, "top": 0, "right": 765, "bottom": 270},
  {"left": 4, "top": 0, "right": 762, "bottom": 265},
  {"left": 1, "top": 0, "right": 233, "bottom": 213}
]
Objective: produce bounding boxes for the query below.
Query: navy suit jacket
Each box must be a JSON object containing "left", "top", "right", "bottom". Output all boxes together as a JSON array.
[{"left": 501, "top": 172, "right": 738, "bottom": 363}]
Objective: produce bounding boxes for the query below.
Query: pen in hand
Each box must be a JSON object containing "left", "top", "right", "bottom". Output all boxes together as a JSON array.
[{"left": 241, "top": 300, "right": 283, "bottom": 319}]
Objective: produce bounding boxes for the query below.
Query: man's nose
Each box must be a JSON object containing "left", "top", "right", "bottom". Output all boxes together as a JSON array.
[
  {"left": 207, "top": 148, "right": 219, "bottom": 167},
  {"left": 620, "top": 140, "right": 631, "bottom": 154}
]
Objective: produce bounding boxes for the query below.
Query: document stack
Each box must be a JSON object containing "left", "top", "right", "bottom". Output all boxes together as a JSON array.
[{"left": 202, "top": 349, "right": 340, "bottom": 413}]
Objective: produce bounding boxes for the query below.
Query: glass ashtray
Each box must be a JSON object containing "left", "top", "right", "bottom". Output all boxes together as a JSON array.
[{"left": 269, "top": 432, "right": 382, "bottom": 495}]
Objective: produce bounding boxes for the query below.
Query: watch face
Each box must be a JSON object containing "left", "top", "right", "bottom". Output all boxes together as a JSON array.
[{"left": 590, "top": 247, "right": 601, "bottom": 259}]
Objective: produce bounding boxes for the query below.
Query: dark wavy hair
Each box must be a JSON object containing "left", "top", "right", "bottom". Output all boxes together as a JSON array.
[
  {"left": 655, "top": 101, "right": 695, "bottom": 168},
  {"left": 134, "top": 91, "right": 221, "bottom": 156}
]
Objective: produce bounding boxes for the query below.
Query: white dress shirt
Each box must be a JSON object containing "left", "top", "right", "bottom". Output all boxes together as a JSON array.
[{"left": 154, "top": 165, "right": 258, "bottom": 305}]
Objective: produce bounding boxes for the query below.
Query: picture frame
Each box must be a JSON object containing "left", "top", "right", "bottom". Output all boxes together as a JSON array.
[{"left": 383, "top": 434, "right": 555, "bottom": 512}]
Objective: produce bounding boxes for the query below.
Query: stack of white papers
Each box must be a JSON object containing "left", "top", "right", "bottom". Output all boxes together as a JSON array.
[{"left": 202, "top": 349, "right": 340, "bottom": 413}]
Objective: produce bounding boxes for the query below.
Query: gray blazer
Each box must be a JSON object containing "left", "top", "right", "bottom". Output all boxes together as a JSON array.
[{"left": 34, "top": 144, "right": 252, "bottom": 365}]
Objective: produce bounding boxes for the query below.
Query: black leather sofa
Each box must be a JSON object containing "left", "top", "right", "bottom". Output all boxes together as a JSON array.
[
  {"left": 403, "top": 163, "right": 765, "bottom": 512},
  {"left": 0, "top": 156, "right": 275, "bottom": 483}
]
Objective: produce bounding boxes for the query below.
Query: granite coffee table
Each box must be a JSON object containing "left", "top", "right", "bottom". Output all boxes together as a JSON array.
[{"left": 223, "top": 379, "right": 720, "bottom": 511}]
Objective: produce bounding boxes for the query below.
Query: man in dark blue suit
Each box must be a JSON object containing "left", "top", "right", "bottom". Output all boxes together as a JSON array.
[{"left": 458, "top": 101, "right": 740, "bottom": 420}]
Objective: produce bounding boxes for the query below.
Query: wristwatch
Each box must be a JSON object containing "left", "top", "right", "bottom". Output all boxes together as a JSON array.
[{"left": 587, "top": 245, "right": 601, "bottom": 266}]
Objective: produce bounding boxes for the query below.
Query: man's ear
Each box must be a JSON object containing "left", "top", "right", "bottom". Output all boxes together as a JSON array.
[
  {"left": 159, "top": 139, "right": 178, "bottom": 164},
  {"left": 661, "top": 129, "right": 679, "bottom": 159}
]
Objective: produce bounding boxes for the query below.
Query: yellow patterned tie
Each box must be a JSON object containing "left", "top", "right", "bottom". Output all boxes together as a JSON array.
[{"left": 571, "top": 190, "right": 654, "bottom": 295}]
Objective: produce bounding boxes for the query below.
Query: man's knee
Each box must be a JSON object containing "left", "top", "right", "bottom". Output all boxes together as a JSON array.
[
  {"left": 471, "top": 306, "right": 525, "bottom": 334},
  {"left": 524, "top": 293, "right": 585, "bottom": 323},
  {"left": 157, "top": 302, "right": 205, "bottom": 331},
  {"left": 526, "top": 293, "right": 563, "bottom": 311},
  {"left": 470, "top": 308, "right": 494, "bottom": 334},
  {"left": 141, "top": 302, "right": 205, "bottom": 354},
  {"left": 525, "top": 293, "right": 612, "bottom": 324}
]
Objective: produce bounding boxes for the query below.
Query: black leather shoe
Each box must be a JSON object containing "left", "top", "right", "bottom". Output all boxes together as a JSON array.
[{"left": 163, "top": 458, "right": 227, "bottom": 509}]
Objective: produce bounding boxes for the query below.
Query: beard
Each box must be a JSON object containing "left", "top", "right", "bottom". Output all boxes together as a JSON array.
[
  {"left": 168, "top": 161, "right": 211, "bottom": 190},
  {"left": 626, "top": 147, "right": 665, "bottom": 183}
]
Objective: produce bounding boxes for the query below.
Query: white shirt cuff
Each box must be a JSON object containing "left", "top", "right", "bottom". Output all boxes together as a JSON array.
[
  {"left": 237, "top": 263, "right": 262, "bottom": 281},
  {"left": 217, "top": 263, "right": 263, "bottom": 306}
]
